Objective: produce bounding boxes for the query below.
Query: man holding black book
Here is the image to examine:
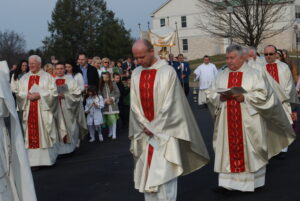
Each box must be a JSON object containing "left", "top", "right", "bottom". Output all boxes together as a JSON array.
[{"left": 206, "top": 45, "right": 295, "bottom": 192}]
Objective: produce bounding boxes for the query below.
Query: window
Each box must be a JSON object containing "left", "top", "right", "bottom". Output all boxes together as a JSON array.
[
  {"left": 296, "top": 6, "right": 300, "bottom": 19},
  {"left": 182, "top": 39, "right": 188, "bottom": 51},
  {"left": 181, "top": 16, "right": 187, "bottom": 28},
  {"left": 297, "top": 31, "right": 300, "bottom": 49},
  {"left": 160, "top": 18, "right": 166, "bottom": 27}
]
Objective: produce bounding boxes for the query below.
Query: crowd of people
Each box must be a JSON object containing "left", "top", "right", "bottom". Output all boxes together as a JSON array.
[
  {"left": 0, "top": 39, "right": 298, "bottom": 201},
  {"left": 7, "top": 53, "right": 140, "bottom": 167}
]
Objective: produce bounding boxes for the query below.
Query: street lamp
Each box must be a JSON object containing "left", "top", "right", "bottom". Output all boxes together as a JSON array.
[{"left": 227, "top": 6, "right": 234, "bottom": 45}]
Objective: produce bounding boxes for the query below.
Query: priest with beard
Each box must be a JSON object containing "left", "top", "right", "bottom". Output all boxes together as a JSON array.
[
  {"left": 129, "top": 40, "right": 209, "bottom": 201},
  {"left": 206, "top": 45, "right": 295, "bottom": 192},
  {"left": 0, "top": 60, "right": 37, "bottom": 201},
  {"left": 54, "top": 63, "right": 87, "bottom": 154},
  {"left": 15, "top": 55, "right": 59, "bottom": 167}
]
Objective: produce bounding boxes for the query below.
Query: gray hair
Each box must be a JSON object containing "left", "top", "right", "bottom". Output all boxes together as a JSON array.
[
  {"left": 28, "top": 55, "right": 42, "bottom": 64},
  {"left": 226, "top": 45, "right": 243, "bottom": 56}
]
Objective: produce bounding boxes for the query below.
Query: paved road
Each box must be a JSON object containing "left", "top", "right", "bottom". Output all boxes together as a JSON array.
[{"left": 33, "top": 94, "right": 300, "bottom": 201}]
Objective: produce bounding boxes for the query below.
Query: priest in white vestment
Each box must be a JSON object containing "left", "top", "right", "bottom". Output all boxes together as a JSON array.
[
  {"left": 262, "top": 45, "right": 298, "bottom": 155},
  {"left": 16, "top": 55, "right": 59, "bottom": 167},
  {"left": 206, "top": 45, "right": 295, "bottom": 192},
  {"left": 130, "top": 40, "right": 209, "bottom": 201},
  {"left": 54, "top": 63, "right": 87, "bottom": 154},
  {"left": 194, "top": 55, "right": 218, "bottom": 105},
  {"left": 0, "top": 61, "right": 37, "bottom": 201}
]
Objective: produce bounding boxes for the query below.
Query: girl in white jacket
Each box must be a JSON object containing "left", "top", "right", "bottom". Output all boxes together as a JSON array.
[{"left": 85, "top": 86, "right": 105, "bottom": 142}]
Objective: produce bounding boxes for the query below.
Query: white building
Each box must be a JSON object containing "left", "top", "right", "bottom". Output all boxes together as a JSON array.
[{"left": 151, "top": 0, "right": 300, "bottom": 60}]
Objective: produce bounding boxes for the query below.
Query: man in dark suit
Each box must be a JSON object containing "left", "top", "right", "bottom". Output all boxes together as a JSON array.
[
  {"left": 77, "top": 53, "right": 99, "bottom": 90},
  {"left": 168, "top": 53, "right": 180, "bottom": 70},
  {"left": 176, "top": 54, "right": 191, "bottom": 96},
  {"left": 122, "top": 57, "right": 136, "bottom": 72}
]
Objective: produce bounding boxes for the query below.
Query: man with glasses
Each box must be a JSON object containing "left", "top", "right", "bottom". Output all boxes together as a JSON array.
[
  {"left": 206, "top": 45, "right": 295, "bottom": 192},
  {"left": 263, "top": 45, "right": 297, "bottom": 159}
]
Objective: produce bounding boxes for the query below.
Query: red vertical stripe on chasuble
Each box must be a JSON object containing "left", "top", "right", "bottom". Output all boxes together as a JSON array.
[
  {"left": 28, "top": 75, "right": 40, "bottom": 149},
  {"left": 227, "top": 72, "right": 245, "bottom": 173},
  {"left": 139, "top": 69, "right": 157, "bottom": 167},
  {"left": 56, "top": 79, "right": 68, "bottom": 143},
  {"left": 266, "top": 63, "right": 280, "bottom": 84}
]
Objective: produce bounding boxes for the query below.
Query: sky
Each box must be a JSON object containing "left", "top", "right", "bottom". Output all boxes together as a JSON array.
[{"left": 0, "top": 0, "right": 166, "bottom": 50}]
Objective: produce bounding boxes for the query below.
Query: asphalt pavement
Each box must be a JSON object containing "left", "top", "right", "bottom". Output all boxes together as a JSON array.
[{"left": 33, "top": 93, "right": 300, "bottom": 201}]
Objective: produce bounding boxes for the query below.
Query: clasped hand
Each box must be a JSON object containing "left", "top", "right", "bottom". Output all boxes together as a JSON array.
[
  {"left": 27, "top": 93, "right": 41, "bottom": 101},
  {"left": 105, "top": 98, "right": 113, "bottom": 105},
  {"left": 143, "top": 127, "right": 154, "bottom": 137}
]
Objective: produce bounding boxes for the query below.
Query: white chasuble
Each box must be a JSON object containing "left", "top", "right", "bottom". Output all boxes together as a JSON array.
[
  {"left": 129, "top": 59, "right": 209, "bottom": 193},
  {"left": 55, "top": 76, "right": 87, "bottom": 155},
  {"left": 206, "top": 63, "right": 295, "bottom": 191},
  {"left": 16, "top": 70, "right": 59, "bottom": 166},
  {"left": 257, "top": 60, "right": 298, "bottom": 124},
  {"left": 0, "top": 70, "right": 37, "bottom": 201}
]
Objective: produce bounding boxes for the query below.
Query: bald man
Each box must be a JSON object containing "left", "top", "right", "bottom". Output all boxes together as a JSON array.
[{"left": 129, "top": 40, "right": 209, "bottom": 201}]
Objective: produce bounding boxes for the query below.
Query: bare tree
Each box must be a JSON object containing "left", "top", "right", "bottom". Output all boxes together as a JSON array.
[
  {"left": 197, "top": 0, "right": 294, "bottom": 48},
  {"left": 0, "top": 30, "right": 26, "bottom": 66}
]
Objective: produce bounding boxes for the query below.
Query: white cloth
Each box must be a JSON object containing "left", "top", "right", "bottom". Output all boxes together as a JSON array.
[
  {"left": 74, "top": 73, "right": 85, "bottom": 92},
  {"left": 206, "top": 63, "right": 295, "bottom": 174},
  {"left": 0, "top": 65, "right": 37, "bottom": 201},
  {"left": 55, "top": 76, "right": 84, "bottom": 155},
  {"left": 198, "top": 89, "right": 207, "bottom": 105},
  {"left": 66, "top": 73, "right": 85, "bottom": 92},
  {"left": 130, "top": 59, "right": 209, "bottom": 193},
  {"left": 144, "top": 179, "right": 177, "bottom": 201},
  {"left": 109, "top": 123, "right": 117, "bottom": 139},
  {"left": 219, "top": 166, "right": 266, "bottom": 192},
  {"left": 194, "top": 63, "right": 218, "bottom": 90},
  {"left": 85, "top": 95, "right": 105, "bottom": 126},
  {"left": 16, "top": 70, "right": 59, "bottom": 166}
]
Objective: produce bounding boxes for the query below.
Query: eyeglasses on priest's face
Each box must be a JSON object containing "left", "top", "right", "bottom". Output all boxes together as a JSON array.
[{"left": 264, "top": 53, "right": 275, "bottom": 56}]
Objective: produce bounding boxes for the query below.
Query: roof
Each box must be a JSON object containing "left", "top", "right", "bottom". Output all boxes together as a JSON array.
[
  {"left": 151, "top": 0, "right": 173, "bottom": 16},
  {"left": 215, "top": 0, "right": 294, "bottom": 8}
]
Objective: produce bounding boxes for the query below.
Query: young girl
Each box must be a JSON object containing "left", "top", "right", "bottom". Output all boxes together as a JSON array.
[
  {"left": 85, "top": 86, "right": 105, "bottom": 142},
  {"left": 99, "top": 72, "right": 120, "bottom": 140}
]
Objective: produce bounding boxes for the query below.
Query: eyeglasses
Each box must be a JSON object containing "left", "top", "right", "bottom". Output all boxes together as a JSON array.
[
  {"left": 104, "top": 62, "right": 109, "bottom": 64},
  {"left": 264, "top": 53, "right": 275, "bottom": 56}
]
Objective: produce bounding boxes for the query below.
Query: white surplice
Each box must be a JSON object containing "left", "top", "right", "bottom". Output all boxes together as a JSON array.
[
  {"left": 206, "top": 63, "right": 295, "bottom": 191},
  {"left": 55, "top": 76, "right": 87, "bottom": 154},
  {"left": 252, "top": 59, "right": 298, "bottom": 124},
  {"left": 194, "top": 63, "right": 218, "bottom": 105},
  {"left": 0, "top": 66, "right": 37, "bottom": 201},
  {"left": 16, "top": 70, "right": 59, "bottom": 167},
  {"left": 129, "top": 59, "right": 209, "bottom": 195}
]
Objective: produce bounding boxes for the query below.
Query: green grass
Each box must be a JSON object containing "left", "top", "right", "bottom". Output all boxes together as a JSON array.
[{"left": 189, "top": 54, "right": 226, "bottom": 70}]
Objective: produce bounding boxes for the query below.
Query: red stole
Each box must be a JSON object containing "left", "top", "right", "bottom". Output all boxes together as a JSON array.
[
  {"left": 266, "top": 63, "right": 280, "bottom": 83},
  {"left": 28, "top": 75, "right": 40, "bottom": 149},
  {"left": 227, "top": 72, "right": 245, "bottom": 173},
  {"left": 139, "top": 69, "right": 157, "bottom": 167},
  {"left": 55, "top": 78, "right": 68, "bottom": 143},
  {"left": 56, "top": 79, "right": 66, "bottom": 103}
]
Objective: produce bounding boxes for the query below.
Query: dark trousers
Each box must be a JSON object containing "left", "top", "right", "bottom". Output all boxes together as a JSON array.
[{"left": 181, "top": 82, "right": 190, "bottom": 96}]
